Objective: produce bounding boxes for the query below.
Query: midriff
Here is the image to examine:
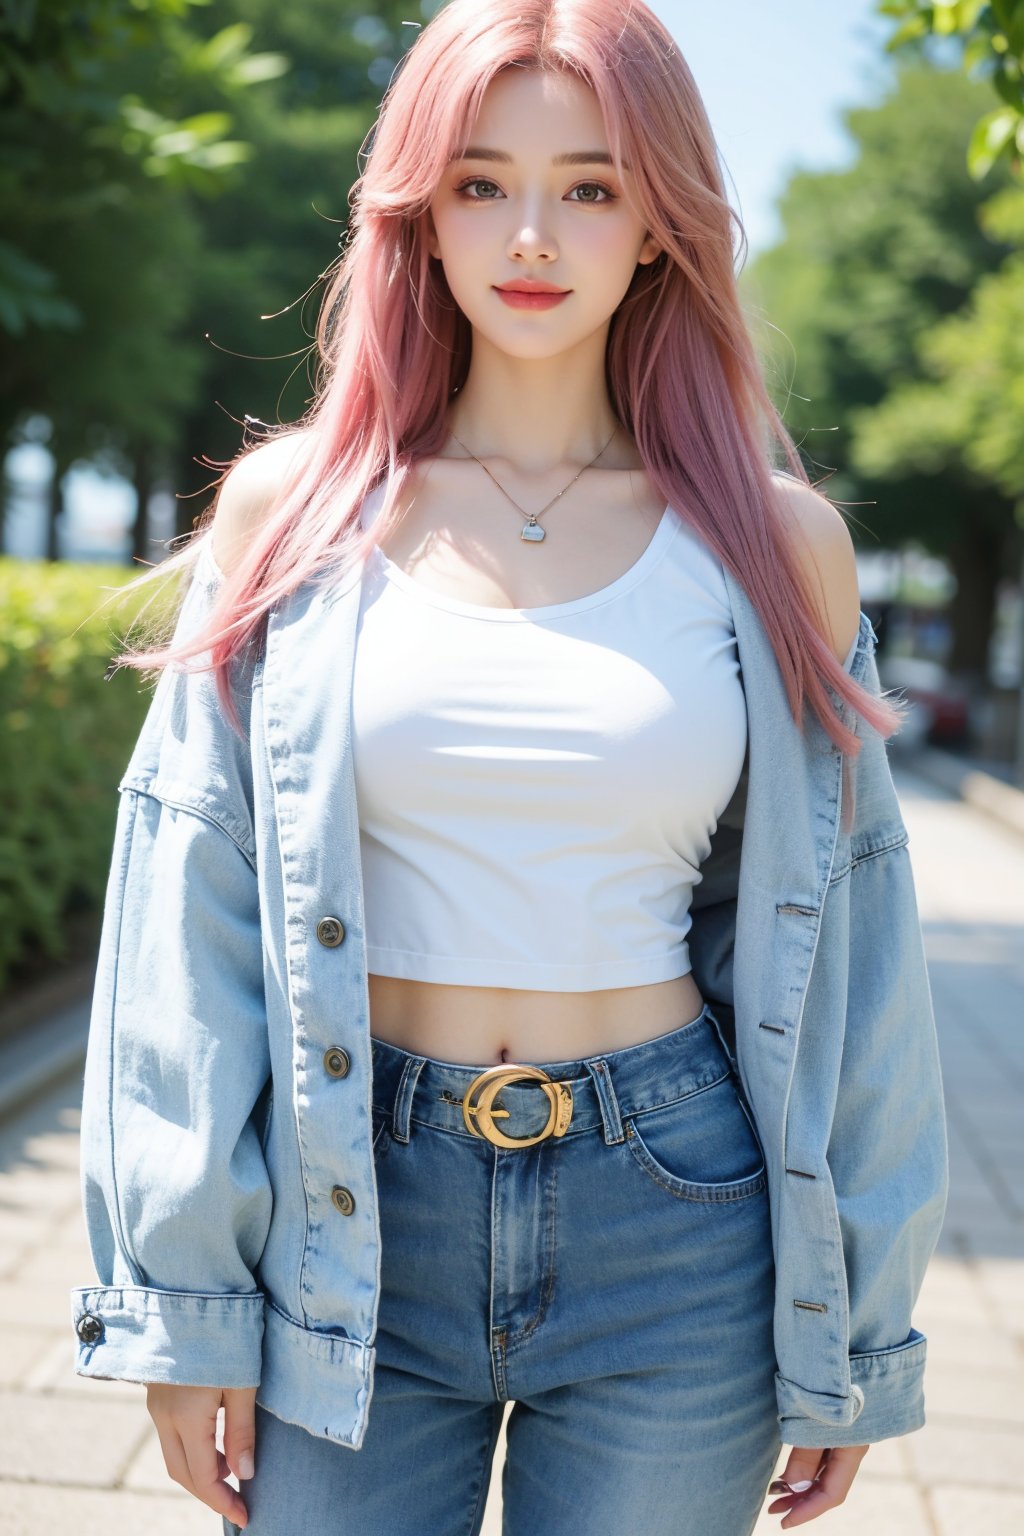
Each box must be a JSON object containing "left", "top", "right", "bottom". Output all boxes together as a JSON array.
[{"left": 366, "top": 971, "right": 706, "bottom": 1067}]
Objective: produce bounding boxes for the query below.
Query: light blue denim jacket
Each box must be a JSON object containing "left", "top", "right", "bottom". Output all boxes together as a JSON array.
[{"left": 71, "top": 529, "right": 948, "bottom": 1451}]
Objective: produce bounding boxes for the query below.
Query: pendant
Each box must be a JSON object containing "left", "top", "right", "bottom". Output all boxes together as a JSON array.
[{"left": 521, "top": 518, "right": 545, "bottom": 542}]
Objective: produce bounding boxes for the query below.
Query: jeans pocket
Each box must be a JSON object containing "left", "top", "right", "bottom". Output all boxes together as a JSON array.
[{"left": 624, "top": 1072, "right": 767, "bottom": 1203}]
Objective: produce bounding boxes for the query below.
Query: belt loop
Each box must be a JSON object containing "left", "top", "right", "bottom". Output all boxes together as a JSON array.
[
  {"left": 584, "top": 1057, "right": 626, "bottom": 1146},
  {"left": 703, "top": 1003, "right": 739, "bottom": 1076},
  {"left": 391, "top": 1055, "right": 427, "bottom": 1144}
]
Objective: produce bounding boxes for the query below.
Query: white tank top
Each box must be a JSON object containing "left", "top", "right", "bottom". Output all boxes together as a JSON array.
[{"left": 351, "top": 483, "right": 747, "bottom": 990}]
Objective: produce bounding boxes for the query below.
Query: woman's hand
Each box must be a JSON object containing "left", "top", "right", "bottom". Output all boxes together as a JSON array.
[
  {"left": 146, "top": 1382, "right": 257, "bottom": 1529},
  {"left": 767, "top": 1445, "right": 870, "bottom": 1528}
]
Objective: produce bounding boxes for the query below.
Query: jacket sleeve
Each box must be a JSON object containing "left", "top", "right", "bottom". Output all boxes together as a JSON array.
[
  {"left": 70, "top": 543, "right": 272, "bottom": 1389},
  {"left": 781, "top": 642, "right": 950, "bottom": 1447}
]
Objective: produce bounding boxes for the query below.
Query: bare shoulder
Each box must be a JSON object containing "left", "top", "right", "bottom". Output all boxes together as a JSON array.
[
  {"left": 211, "top": 431, "right": 310, "bottom": 577},
  {"left": 770, "top": 473, "right": 861, "bottom": 667}
]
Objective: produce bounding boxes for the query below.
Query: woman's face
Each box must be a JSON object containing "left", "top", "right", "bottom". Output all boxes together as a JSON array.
[{"left": 426, "top": 68, "right": 661, "bottom": 359}]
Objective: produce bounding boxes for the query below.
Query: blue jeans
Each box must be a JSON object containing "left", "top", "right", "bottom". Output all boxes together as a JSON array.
[{"left": 226, "top": 1002, "right": 782, "bottom": 1535}]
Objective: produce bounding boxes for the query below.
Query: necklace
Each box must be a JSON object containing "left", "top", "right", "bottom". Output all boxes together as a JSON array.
[{"left": 447, "top": 424, "right": 619, "bottom": 543}]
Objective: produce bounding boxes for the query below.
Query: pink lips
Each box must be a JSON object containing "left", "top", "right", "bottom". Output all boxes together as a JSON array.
[{"left": 494, "top": 287, "right": 570, "bottom": 310}]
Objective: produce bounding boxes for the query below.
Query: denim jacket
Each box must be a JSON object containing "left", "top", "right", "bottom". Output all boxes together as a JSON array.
[{"left": 71, "top": 529, "right": 948, "bottom": 1451}]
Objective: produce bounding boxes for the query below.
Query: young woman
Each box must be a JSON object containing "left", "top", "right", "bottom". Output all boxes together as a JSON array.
[{"left": 70, "top": 3, "right": 948, "bottom": 1533}]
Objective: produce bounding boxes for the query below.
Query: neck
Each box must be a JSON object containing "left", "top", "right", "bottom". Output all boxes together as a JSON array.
[{"left": 445, "top": 340, "right": 632, "bottom": 473}]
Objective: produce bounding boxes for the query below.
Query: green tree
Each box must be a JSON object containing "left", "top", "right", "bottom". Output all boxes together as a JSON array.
[
  {"left": 3, "top": 0, "right": 426, "bottom": 562},
  {"left": 844, "top": 187, "right": 1024, "bottom": 644},
  {"left": 866, "top": 5, "right": 1024, "bottom": 689},
  {"left": 743, "top": 62, "right": 1019, "bottom": 675},
  {"left": 877, "top": 1, "right": 1024, "bottom": 179},
  {"left": 161, "top": 0, "right": 423, "bottom": 548},
  {"left": 0, "top": 0, "right": 286, "bottom": 555},
  {"left": 0, "top": 0, "right": 283, "bottom": 341}
]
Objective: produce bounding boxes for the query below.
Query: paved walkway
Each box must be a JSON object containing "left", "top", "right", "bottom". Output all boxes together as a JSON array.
[{"left": 0, "top": 760, "right": 1020, "bottom": 1533}]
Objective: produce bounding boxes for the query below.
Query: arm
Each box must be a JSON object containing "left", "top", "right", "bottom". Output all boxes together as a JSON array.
[
  {"left": 71, "top": 525, "right": 272, "bottom": 1390},
  {"left": 827, "top": 795, "right": 947, "bottom": 1430},
  {"left": 769, "top": 642, "right": 947, "bottom": 1523},
  {"left": 72, "top": 790, "right": 272, "bottom": 1388},
  {"left": 778, "top": 480, "right": 947, "bottom": 1440},
  {"left": 771, "top": 474, "right": 862, "bottom": 669},
  {"left": 765, "top": 481, "right": 948, "bottom": 1524},
  {"left": 210, "top": 430, "right": 309, "bottom": 579}
]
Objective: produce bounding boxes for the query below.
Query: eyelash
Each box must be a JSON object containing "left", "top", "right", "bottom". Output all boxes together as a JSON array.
[{"left": 453, "top": 177, "right": 617, "bottom": 205}]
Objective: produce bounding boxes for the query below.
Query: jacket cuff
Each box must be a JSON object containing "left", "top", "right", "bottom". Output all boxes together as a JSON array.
[
  {"left": 776, "top": 1329, "right": 927, "bottom": 1447},
  {"left": 71, "top": 1285, "right": 264, "bottom": 1389}
]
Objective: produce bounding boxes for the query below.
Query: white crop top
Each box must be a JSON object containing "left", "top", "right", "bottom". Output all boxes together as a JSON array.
[{"left": 351, "top": 483, "right": 748, "bottom": 990}]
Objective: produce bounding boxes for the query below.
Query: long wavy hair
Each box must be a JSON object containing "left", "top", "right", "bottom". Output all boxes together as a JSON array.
[{"left": 102, "top": 0, "right": 905, "bottom": 822}]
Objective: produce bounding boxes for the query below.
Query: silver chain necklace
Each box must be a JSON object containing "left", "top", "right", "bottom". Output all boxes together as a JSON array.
[{"left": 447, "top": 425, "right": 619, "bottom": 543}]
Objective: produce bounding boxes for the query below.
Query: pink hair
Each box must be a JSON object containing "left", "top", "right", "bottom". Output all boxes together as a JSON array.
[{"left": 104, "top": 0, "right": 906, "bottom": 826}]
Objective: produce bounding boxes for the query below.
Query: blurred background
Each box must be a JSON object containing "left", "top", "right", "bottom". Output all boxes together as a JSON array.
[{"left": 1, "top": 4, "right": 1023, "bottom": 1531}]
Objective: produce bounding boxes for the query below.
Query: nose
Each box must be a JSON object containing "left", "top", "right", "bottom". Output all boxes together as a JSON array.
[
  {"left": 507, "top": 215, "right": 558, "bottom": 265},
  {"left": 503, "top": 187, "right": 561, "bottom": 265}
]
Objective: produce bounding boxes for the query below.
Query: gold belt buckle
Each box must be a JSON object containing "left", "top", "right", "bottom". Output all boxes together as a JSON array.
[{"left": 462, "top": 1064, "right": 574, "bottom": 1148}]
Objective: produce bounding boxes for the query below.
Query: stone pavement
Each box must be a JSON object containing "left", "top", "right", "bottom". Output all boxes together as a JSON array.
[{"left": 0, "top": 759, "right": 1020, "bottom": 1533}]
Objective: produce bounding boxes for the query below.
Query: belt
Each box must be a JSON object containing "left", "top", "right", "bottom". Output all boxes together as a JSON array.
[{"left": 462, "top": 1064, "right": 575, "bottom": 1148}]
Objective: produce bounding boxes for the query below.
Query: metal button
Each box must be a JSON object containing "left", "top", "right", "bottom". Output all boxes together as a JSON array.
[
  {"left": 324, "top": 1047, "right": 351, "bottom": 1078},
  {"left": 331, "top": 1185, "right": 355, "bottom": 1216},
  {"left": 76, "top": 1313, "right": 104, "bottom": 1344},
  {"left": 316, "top": 916, "right": 346, "bottom": 947}
]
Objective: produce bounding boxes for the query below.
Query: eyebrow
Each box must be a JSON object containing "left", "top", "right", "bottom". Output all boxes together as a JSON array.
[{"left": 452, "top": 146, "right": 630, "bottom": 171}]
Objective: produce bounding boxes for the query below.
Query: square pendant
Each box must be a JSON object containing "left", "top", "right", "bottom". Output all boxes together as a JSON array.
[{"left": 521, "top": 521, "right": 545, "bottom": 542}]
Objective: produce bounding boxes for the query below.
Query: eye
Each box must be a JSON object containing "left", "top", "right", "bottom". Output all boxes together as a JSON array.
[
  {"left": 453, "top": 177, "right": 616, "bottom": 205},
  {"left": 453, "top": 177, "right": 502, "bottom": 201},
  {"left": 567, "top": 181, "right": 616, "bottom": 204}
]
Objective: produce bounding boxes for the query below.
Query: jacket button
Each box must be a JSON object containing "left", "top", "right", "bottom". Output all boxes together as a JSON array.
[
  {"left": 324, "top": 1047, "right": 351, "bottom": 1078},
  {"left": 316, "top": 916, "right": 346, "bottom": 947},
  {"left": 331, "top": 1185, "right": 355, "bottom": 1216},
  {"left": 76, "top": 1313, "right": 104, "bottom": 1344}
]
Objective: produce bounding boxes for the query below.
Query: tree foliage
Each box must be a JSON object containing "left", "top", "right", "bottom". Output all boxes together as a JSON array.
[
  {"left": 0, "top": 0, "right": 286, "bottom": 340},
  {"left": 0, "top": 0, "right": 418, "bottom": 552},
  {"left": 877, "top": 1, "right": 1024, "bottom": 178},
  {"left": 867, "top": 4, "right": 1024, "bottom": 513},
  {"left": 744, "top": 61, "right": 1020, "bottom": 672}
]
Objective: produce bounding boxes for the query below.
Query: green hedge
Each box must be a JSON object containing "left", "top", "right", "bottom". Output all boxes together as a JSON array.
[{"left": 0, "top": 555, "right": 183, "bottom": 991}]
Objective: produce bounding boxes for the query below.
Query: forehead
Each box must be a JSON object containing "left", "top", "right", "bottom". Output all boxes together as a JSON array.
[{"left": 465, "top": 67, "right": 608, "bottom": 148}]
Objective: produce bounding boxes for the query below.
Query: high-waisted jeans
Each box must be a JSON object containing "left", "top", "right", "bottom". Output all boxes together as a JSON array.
[{"left": 225, "top": 1002, "right": 782, "bottom": 1535}]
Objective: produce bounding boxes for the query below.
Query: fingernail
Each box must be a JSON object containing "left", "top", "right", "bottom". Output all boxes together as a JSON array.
[
  {"left": 769, "top": 1477, "right": 815, "bottom": 1495},
  {"left": 239, "top": 1450, "right": 254, "bottom": 1479}
]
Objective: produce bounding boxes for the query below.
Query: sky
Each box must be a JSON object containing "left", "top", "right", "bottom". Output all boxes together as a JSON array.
[
  {"left": 650, "top": 0, "right": 898, "bottom": 257},
  {"left": 6, "top": 0, "right": 905, "bottom": 560}
]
